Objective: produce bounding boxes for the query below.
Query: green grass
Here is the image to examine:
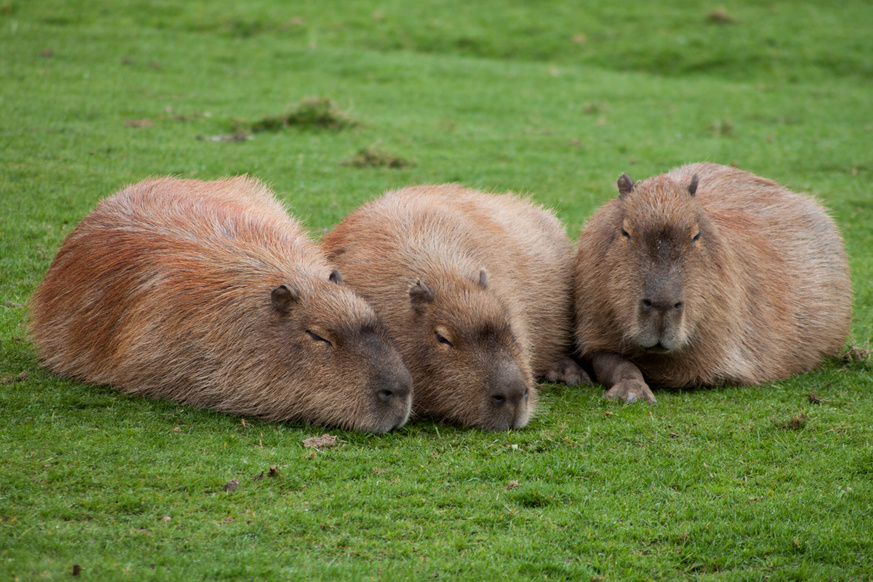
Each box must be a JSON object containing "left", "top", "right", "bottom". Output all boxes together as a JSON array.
[{"left": 2, "top": 1, "right": 872, "bottom": 579}]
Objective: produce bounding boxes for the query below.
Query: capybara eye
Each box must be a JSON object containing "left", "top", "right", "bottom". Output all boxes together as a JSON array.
[
  {"left": 692, "top": 231, "right": 701, "bottom": 244},
  {"left": 523, "top": 389, "right": 529, "bottom": 400},
  {"left": 492, "top": 394, "right": 506, "bottom": 405},
  {"left": 620, "top": 227, "right": 631, "bottom": 240},
  {"left": 435, "top": 331, "right": 453, "bottom": 348},
  {"left": 307, "top": 330, "right": 332, "bottom": 346}
]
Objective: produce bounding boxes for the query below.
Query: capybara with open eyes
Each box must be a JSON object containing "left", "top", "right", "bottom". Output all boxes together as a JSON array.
[
  {"left": 28, "top": 176, "right": 412, "bottom": 433},
  {"left": 573, "top": 163, "right": 852, "bottom": 404},
  {"left": 320, "top": 184, "right": 586, "bottom": 431}
]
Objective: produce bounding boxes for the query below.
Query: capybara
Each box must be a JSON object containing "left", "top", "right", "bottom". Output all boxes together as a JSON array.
[
  {"left": 28, "top": 176, "right": 413, "bottom": 433},
  {"left": 321, "top": 184, "right": 586, "bottom": 431},
  {"left": 574, "top": 162, "right": 852, "bottom": 404}
]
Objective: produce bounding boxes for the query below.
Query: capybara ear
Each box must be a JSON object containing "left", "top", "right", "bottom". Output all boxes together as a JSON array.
[
  {"left": 617, "top": 173, "right": 634, "bottom": 198},
  {"left": 271, "top": 284, "right": 300, "bottom": 312},
  {"left": 688, "top": 175, "right": 699, "bottom": 196},
  {"left": 328, "top": 269, "right": 343, "bottom": 285},
  {"left": 477, "top": 269, "right": 488, "bottom": 290},
  {"left": 409, "top": 280, "right": 434, "bottom": 313}
]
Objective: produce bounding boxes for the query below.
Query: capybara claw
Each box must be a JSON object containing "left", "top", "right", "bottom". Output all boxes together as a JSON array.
[
  {"left": 544, "top": 357, "right": 590, "bottom": 387},
  {"left": 604, "top": 380, "right": 656, "bottom": 405}
]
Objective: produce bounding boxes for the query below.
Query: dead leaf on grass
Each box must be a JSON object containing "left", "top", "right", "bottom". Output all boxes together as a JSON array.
[
  {"left": 202, "top": 132, "right": 252, "bottom": 142},
  {"left": 824, "top": 425, "right": 852, "bottom": 434},
  {"left": 280, "top": 17, "right": 305, "bottom": 29},
  {"left": 269, "top": 465, "right": 280, "bottom": 477},
  {"left": 707, "top": 7, "right": 738, "bottom": 24},
  {"left": 506, "top": 480, "right": 520, "bottom": 490},
  {"left": 224, "top": 478, "right": 240, "bottom": 492},
  {"left": 303, "top": 434, "right": 338, "bottom": 450},
  {"left": 253, "top": 471, "right": 264, "bottom": 481},
  {"left": 72, "top": 564, "right": 81, "bottom": 576},
  {"left": 124, "top": 119, "right": 153, "bottom": 128}
]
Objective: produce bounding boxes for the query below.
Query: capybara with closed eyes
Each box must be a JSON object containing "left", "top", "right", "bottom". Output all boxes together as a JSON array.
[
  {"left": 321, "top": 184, "right": 586, "bottom": 431},
  {"left": 28, "top": 176, "right": 412, "bottom": 433},
  {"left": 574, "top": 163, "right": 852, "bottom": 404}
]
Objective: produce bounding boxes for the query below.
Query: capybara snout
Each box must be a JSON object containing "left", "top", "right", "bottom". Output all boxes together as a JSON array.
[
  {"left": 357, "top": 326, "right": 414, "bottom": 427},
  {"left": 484, "top": 358, "right": 531, "bottom": 431},
  {"left": 28, "top": 176, "right": 413, "bottom": 433},
  {"left": 636, "top": 263, "right": 687, "bottom": 352}
]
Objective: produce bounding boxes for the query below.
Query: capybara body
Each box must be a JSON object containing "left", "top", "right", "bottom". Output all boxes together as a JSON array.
[
  {"left": 321, "top": 184, "right": 584, "bottom": 430},
  {"left": 574, "top": 162, "right": 852, "bottom": 403},
  {"left": 28, "top": 176, "right": 412, "bottom": 433}
]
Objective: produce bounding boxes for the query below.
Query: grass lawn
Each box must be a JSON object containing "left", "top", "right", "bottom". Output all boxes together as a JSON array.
[{"left": 1, "top": 1, "right": 871, "bottom": 579}]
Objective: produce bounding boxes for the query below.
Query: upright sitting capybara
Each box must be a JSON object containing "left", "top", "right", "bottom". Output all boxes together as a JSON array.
[
  {"left": 321, "top": 184, "right": 586, "bottom": 431},
  {"left": 574, "top": 162, "right": 852, "bottom": 404},
  {"left": 28, "top": 176, "right": 413, "bottom": 433}
]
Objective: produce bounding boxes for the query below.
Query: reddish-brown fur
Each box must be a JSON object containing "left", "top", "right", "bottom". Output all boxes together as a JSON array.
[
  {"left": 28, "top": 176, "right": 412, "bottom": 432},
  {"left": 574, "top": 163, "right": 852, "bottom": 404},
  {"left": 321, "top": 184, "right": 585, "bottom": 431}
]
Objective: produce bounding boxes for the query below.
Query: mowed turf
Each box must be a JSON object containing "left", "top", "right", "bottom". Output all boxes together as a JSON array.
[{"left": 1, "top": 1, "right": 871, "bottom": 580}]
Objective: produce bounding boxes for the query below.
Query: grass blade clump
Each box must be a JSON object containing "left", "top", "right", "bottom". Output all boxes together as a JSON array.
[
  {"left": 248, "top": 97, "right": 358, "bottom": 132},
  {"left": 340, "top": 144, "right": 414, "bottom": 169},
  {"left": 839, "top": 342, "right": 872, "bottom": 369}
]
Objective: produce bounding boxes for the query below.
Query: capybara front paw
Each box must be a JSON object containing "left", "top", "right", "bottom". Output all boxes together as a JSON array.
[
  {"left": 544, "top": 356, "right": 591, "bottom": 386},
  {"left": 604, "top": 380, "right": 657, "bottom": 405}
]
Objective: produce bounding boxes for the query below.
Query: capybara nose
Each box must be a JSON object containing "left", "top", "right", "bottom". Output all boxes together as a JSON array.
[
  {"left": 377, "top": 373, "right": 412, "bottom": 404},
  {"left": 641, "top": 298, "right": 684, "bottom": 313},
  {"left": 491, "top": 382, "right": 528, "bottom": 407}
]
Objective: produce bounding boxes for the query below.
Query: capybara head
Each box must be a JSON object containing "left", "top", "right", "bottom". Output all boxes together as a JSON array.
[
  {"left": 259, "top": 271, "right": 414, "bottom": 433},
  {"left": 402, "top": 270, "right": 534, "bottom": 431},
  {"left": 589, "top": 172, "right": 718, "bottom": 356},
  {"left": 27, "top": 176, "right": 413, "bottom": 433}
]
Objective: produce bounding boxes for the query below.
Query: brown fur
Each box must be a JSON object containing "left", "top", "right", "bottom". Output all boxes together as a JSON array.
[
  {"left": 321, "top": 184, "right": 585, "bottom": 431},
  {"left": 574, "top": 163, "right": 852, "bottom": 403},
  {"left": 28, "top": 176, "right": 412, "bottom": 433}
]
